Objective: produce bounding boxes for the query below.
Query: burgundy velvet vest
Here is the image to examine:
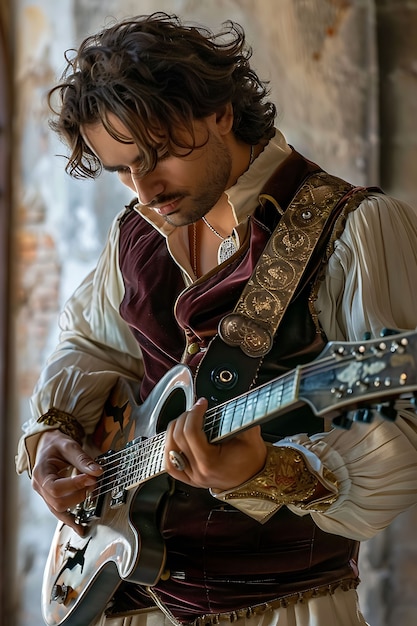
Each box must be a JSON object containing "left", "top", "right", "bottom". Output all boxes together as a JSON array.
[{"left": 112, "top": 151, "right": 361, "bottom": 621}]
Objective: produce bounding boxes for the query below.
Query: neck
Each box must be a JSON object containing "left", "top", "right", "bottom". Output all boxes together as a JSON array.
[
  {"left": 204, "top": 141, "right": 256, "bottom": 235},
  {"left": 190, "top": 141, "right": 259, "bottom": 277},
  {"left": 224, "top": 138, "right": 258, "bottom": 188}
]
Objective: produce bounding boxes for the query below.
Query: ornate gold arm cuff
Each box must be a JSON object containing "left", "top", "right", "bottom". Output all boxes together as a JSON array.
[
  {"left": 211, "top": 444, "right": 338, "bottom": 519},
  {"left": 37, "top": 408, "right": 85, "bottom": 445}
]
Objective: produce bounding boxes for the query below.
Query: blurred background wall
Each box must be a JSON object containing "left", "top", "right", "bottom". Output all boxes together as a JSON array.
[{"left": 2, "top": 1, "right": 416, "bottom": 625}]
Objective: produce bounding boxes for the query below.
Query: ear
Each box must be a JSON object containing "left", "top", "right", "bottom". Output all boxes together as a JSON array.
[{"left": 215, "top": 103, "right": 234, "bottom": 135}]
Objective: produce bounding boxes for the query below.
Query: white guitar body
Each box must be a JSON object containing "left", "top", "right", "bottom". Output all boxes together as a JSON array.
[{"left": 42, "top": 365, "right": 194, "bottom": 626}]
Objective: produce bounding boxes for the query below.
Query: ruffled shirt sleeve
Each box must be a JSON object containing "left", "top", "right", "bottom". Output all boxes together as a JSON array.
[
  {"left": 286, "top": 400, "right": 417, "bottom": 540},
  {"left": 279, "top": 192, "right": 417, "bottom": 539},
  {"left": 316, "top": 192, "right": 417, "bottom": 341},
  {"left": 212, "top": 192, "right": 417, "bottom": 538},
  {"left": 16, "top": 213, "right": 145, "bottom": 475}
]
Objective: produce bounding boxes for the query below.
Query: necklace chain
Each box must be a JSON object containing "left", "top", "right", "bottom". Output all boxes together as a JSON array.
[
  {"left": 201, "top": 216, "right": 224, "bottom": 240},
  {"left": 199, "top": 217, "right": 240, "bottom": 268},
  {"left": 249, "top": 143, "right": 255, "bottom": 166},
  {"left": 191, "top": 145, "right": 254, "bottom": 277},
  {"left": 192, "top": 220, "right": 239, "bottom": 276}
]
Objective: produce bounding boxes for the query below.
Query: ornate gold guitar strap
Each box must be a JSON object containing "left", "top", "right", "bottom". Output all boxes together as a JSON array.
[
  {"left": 218, "top": 171, "right": 363, "bottom": 358},
  {"left": 196, "top": 171, "right": 370, "bottom": 401}
]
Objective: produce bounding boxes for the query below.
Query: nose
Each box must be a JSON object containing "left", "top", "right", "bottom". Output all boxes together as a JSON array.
[{"left": 130, "top": 171, "right": 164, "bottom": 207}]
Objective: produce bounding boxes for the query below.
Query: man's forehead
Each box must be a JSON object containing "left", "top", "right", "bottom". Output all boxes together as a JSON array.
[{"left": 81, "top": 122, "right": 140, "bottom": 165}]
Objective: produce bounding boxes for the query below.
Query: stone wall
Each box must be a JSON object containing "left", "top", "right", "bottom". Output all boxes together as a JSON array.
[{"left": 9, "top": 1, "right": 417, "bottom": 625}]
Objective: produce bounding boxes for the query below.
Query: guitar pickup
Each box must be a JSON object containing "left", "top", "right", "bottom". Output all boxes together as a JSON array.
[{"left": 73, "top": 460, "right": 108, "bottom": 524}]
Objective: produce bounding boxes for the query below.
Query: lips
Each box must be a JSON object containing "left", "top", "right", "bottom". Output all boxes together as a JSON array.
[{"left": 154, "top": 197, "right": 182, "bottom": 216}]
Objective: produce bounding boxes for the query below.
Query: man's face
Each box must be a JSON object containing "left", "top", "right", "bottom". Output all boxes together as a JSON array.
[{"left": 81, "top": 113, "right": 233, "bottom": 226}]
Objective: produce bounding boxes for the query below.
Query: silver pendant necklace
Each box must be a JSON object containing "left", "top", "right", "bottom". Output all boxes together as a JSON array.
[
  {"left": 201, "top": 216, "right": 239, "bottom": 264},
  {"left": 195, "top": 145, "right": 254, "bottom": 269}
]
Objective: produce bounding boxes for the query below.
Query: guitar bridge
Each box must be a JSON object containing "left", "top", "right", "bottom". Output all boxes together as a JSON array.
[
  {"left": 73, "top": 490, "right": 102, "bottom": 525},
  {"left": 73, "top": 457, "right": 108, "bottom": 525}
]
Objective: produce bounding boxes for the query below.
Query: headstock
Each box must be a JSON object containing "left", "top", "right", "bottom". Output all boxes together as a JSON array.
[{"left": 298, "top": 329, "right": 417, "bottom": 428}]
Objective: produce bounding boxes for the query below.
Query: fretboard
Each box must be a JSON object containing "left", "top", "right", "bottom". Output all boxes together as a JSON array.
[
  {"left": 92, "top": 369, "right": 299, "bottom": 502},
  {"left": 203, "top": 369, "right": 298, "bottom": 442}
]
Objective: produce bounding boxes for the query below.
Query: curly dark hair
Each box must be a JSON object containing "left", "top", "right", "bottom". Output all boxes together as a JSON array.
[{"left": 48, "top": 12, "right": 277, "bottom": 179}]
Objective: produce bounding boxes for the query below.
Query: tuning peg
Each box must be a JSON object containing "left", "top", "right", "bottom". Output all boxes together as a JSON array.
[
  {"left": 353, "top": 408, "right": 373, "bottom": 423},
  {"left": 376, "top": 402, "right": 397, "bottom": 421},
  {"left": 362, "top": 331, "right": 371, "bottom": 341},
  {"left": 332, "top": 414, "right": 353, "bottom": 430},
  {"left": 380, "top": 328, "right": 399, "bottom": 337}
]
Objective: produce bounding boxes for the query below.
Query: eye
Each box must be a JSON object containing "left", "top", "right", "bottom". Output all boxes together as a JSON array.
[
  {"left": 117, "top": 166, "right": 131, "bottom": 175},
  {"left": 113, "top": 149, "right": 171, "bottom": 179}
]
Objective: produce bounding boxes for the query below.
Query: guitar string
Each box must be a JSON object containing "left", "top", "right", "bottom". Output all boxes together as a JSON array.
[
  {"left": 85, "top": 359, "right": 323, "bottom": 498},
  {"left": 86, "top": 372, "right": 299, "bottom": 498},
  {"left": 87, "top": 437, "right": 166, "bottom": 499},
  {"left": 83, "top": 348, "right": 392, "bottom": 501},
  {"left": 94, "top": 379, "right": 287, "bottom": 473}
]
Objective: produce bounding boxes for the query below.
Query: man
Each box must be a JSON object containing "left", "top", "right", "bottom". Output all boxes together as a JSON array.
[{"left": 16, "top": 12, "right": 417, "bottom": 626}]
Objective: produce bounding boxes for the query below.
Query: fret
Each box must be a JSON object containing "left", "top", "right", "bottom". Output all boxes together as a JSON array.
[
  {"left": 252, "top": 386, "right": 271, "bottom": 421},
  {"left": 148, "top": 446, "right": 157, "bottom": 478},
  {"left": 204, "top": 406, "right": 222, "bottom": 441},
  {"left": 238, "top": 392, "right": 259, "bottom": 428},
  {"left": 130, "top": 442, "right": 146, "bottom": 487},
  {"left": 267, "top": 379, "right": 287, "bottom": 415},
  {"left": 146, "top": 443, "right": 156, "bottom": 479},
  {"left": 154, "top": 445, "right": 163, "bottom": 475},
  {"left": 281, "top": 375, "right": 297, "bottom": 406},
  {"left": 146, "top": 435, "right": 164, "bottom": 479},
  {"left": 154, "top": 436, "right": 165, "bottom": 475},
  {"left": 217, "top": 398, "right": 243, "bottom": 438},
  {"left": 106, "top": 369, "right": 301, "bottom": 490},
  {"left": 132, "top": 443, "right": 144, "bottom": 486}
]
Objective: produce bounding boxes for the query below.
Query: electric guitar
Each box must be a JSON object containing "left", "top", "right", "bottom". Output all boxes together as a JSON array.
[{"left": 42, "top": 330, "right": 417, "bottom": 626}]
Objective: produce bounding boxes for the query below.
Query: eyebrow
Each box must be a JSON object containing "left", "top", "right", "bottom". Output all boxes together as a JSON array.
[{"left": 102, "top": 154, "right": 142, "bottom": 173}]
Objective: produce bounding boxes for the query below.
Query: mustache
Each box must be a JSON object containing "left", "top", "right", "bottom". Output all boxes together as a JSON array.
[{"left": 137, "top": 193, "right": 186, "bottom": 208}]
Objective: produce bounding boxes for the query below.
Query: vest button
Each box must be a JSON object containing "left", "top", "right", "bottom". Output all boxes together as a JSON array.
[{"left": 187, "top": 342, "right": 200, "bottom": 355}]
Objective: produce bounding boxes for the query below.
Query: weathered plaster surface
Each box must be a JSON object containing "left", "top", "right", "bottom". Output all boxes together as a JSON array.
[{"left": 10, "top": 2, "right": 417, "bottom": 625}]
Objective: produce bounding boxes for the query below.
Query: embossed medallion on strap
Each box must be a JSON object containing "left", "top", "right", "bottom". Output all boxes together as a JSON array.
[{"left": 218, "top": 172, "right": 353, "bottom": 357}]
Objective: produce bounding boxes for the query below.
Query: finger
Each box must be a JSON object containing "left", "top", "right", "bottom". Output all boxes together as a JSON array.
[
  {"left": 37, "top": 474, "right": 95, "bottom": 513},
  {"left": 167, "top": 450, "right": 187, "bottom": 472},
  {"left": 36, "top": 430, "right": 103, "bottom": 477},
  {"left": 41, "top": 472, "right": 97, "bottom": 499},
  {"left": 180, "top": 397, "right": 214, "bottom": 467},
  {"left": 165, "top": 398, "right": 208, "bottom": 472},
  {"left": 172, "top": 397, "right": 208, "bottom": 450},
  {"left": 165, "top": 400, "right": 216, "bottom": 485},
  {"left": 59, "top": 440, "right": 103, "bottom": 476},
  {"left": 164, "top": 428, "right": 189, "bottom": 476}
]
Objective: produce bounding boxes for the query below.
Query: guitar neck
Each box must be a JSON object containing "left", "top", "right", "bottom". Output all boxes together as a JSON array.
[
  {"left": 203, "top": 369, "right": 298, "bottom": 443},
  {"left": 96, "top": 370, "right": 299, "bottom": 498}
]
